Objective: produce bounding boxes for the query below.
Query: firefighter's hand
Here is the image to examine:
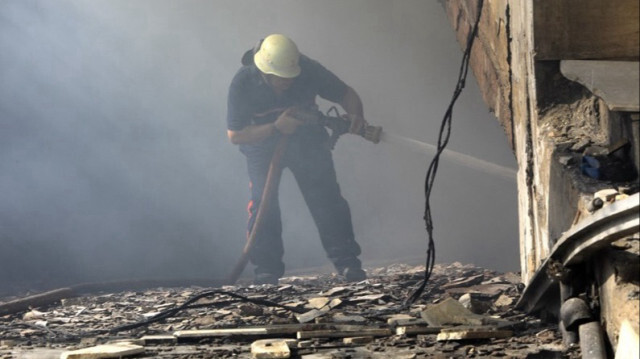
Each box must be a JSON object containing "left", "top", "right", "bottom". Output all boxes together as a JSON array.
[
  {"left": 274, "top": 108, "right": 303, "bottom": 135},
  {"left": 346, "top": 114, "right": 366, "bottom": 134}
]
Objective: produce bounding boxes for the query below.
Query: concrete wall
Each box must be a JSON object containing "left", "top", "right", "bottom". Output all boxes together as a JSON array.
[
  {"left": 444, "top": 0, "right": 640, "bottom": 351},
  {"left": 444, "top": 0, "right": 639, "bottom": 282},
  {"left": 444, "top": 0, "right": 541, "bottom": 281}
]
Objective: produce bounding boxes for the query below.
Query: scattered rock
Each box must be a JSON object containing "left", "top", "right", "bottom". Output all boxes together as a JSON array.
[
  {"left": 251, "top": 339, "right": 292, "bottom": 359},
  {"left": 494, "top": 293, "right": 515, "bottom": 308},
  {"left": 436, "top": 326, "right": 513, "bottom": 341},
  {"left": 421, "top": 298, "right": 484, "bottom": 326},
  {"left": 0, "top": 263, "right": 581, "bottom": 358},
  {"left": 458, "top": 293, "right": 492, "bottom": 314}
]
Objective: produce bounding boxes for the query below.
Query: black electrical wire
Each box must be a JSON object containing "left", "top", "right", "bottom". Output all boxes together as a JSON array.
[
  {"left": 105, "top": 289, "right": 307, "bottom": 334},
  {"left": 404, "top": 0, "right": 485, "bottom": 307},
  {"left": 49, "top": 289, "right": 306, "bottom": 339}
]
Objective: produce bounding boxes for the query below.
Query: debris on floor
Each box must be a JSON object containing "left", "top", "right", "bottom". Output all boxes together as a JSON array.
[{"left": 0, "top": 262, "right": 581, "bottom": 358}]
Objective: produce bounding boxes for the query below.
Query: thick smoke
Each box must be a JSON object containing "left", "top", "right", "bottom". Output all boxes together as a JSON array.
[{"left": 0, "top": 0, "right": 518, "bottom": 294}]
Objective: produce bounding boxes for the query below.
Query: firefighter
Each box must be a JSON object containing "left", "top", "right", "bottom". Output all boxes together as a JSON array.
[{"left": 226, "top": 34, "right": 367, "bottom": 284}]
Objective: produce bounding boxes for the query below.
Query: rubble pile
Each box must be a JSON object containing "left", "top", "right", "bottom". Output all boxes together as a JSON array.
[{"left": 0, "top": 263, "right": 581, "bottom": 358}]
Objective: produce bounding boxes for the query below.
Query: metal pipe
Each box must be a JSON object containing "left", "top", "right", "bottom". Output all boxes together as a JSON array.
[
  {"left": 516, "top": 194, "right": 640, "bottom": 314},
  {"left": 579, "top": 321, "right": 608, "bottom": 359}
]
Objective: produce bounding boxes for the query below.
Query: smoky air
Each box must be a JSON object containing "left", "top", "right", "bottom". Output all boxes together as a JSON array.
[{"left": 0, "top": 0, "right": 518, "bottom": 295}]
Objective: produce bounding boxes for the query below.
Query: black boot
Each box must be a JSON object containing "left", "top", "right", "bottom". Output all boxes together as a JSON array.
[
  {"left": 342, "top": 267, "right": 367, "bottom": 282},
  {"left": 254, "top": 272, "right": 280, "bottom": 285}
]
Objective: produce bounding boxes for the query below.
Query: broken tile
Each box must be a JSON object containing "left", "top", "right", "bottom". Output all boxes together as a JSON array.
[
  {"left": 395, "top": 325, "right": 442, "bottom": 335},
  {"left": 60, "top": 343, "right": 144, "bottom": 359},
  {"left": 307, "top": 297, "right": 330, "bottom": 309},
  {"left": 251, "top": 338, "right": 292, "bottom": 359},
  {"left": 441, "top": 274, "right": 485, "bottom": 289},
  {"left": 494, "top": 294, "right": 514, "bottom": 308},
  {"left": 420, "top": 298, "right": 484, "bottom": 326},
  {"left": 321, "top": 287, "right": 349, "bottom": 296},
  {"left": 436, "top": 326, "right": 513, "bottom": 341},
  {"left": 342, "top": 336, "right": 373, "bottom": 345},
  {"left": 295, "top": 308, "right": 328, "bottom": 324},
  {"left": 348, "top": 293, "right": 387, "bottom": 302}
]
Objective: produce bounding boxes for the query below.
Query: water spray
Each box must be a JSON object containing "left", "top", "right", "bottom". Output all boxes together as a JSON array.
[
  {"left": 315, "top": 106, "right": 515, "bottom": 180},
  {"left": 379, "top": 131, "right": 516, "bottom": 180}
]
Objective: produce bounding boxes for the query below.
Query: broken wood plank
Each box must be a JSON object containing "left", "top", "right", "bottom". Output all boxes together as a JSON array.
[
  {"left": 0, "top": 288, "right": 75, "bottom": 316},
  {"left": 343, "top": 336, "right": 373, "bottom": 345},
  {"left": 173, "top": 323, "right": 368, "bottom": 339},
  {"left": 295, "top": 298, "right": 342, "bottom": 323},
  {"left": 296, "top": 328, "right": 392, "bottom": 340},
  {"left": 174, "top": 328, "right": 268, "bottom": 338},
  {"left": 445, "top": 283, "right": 512, "bottom": 297},
  {"left": 140, "top": 335, "right": 177, "bottom": 345},
  {"left": 387, "top": 316, "right": 426, "bottom": 327},
  {"left": 106, "top": 339, "right": 145, "bottom": 346},
  {"left": 395, "top": 325, "right": 442, "bottom": 335},
  {"left": 436, "top": 327, "right": 513, "bottom": 341},
  {"left": 263, "top": 324, "right": 341, "bottom": 335},
  {"left": 60, "top": 343, "right": 144, "bottom": 359},
  {"left": 440, "top": 274, "right": 484, "bottom": 289}
]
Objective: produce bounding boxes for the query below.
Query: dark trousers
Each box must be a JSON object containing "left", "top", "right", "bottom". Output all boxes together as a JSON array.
[{"left": 244, "top": 135, "right": 361, "bottom": 278}]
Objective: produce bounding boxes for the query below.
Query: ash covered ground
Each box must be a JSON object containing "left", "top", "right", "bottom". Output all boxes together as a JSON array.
[{"left": 0, "top": 263, "right": 580, "bottom": 358}]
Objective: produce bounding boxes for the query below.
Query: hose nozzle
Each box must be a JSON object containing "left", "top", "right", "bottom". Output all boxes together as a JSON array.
[
  {"left": 303, "top": 106, "right": 383, "bottom": 148},
  {"left": 362, "top": 124, "right": 382, "bottom": 144}
]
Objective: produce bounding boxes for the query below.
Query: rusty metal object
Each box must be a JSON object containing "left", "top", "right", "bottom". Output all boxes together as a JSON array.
[
  {"left": 516, "top": 193, "right": 639, "bottom": 314},
  {"left": 559, "top": 297, "right": 591, "bottom": 346},
  {"left": 560, "top": 297, "right": 592, "bottom": 331}
]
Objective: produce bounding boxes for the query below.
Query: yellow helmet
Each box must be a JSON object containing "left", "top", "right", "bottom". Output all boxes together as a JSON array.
[{"left": 254, "top": 34, "right": 301, "bottom": 78}]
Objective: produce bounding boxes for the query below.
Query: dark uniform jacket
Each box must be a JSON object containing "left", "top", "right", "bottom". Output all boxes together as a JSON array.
[{"left": 226, "top": 55, "right": 348, "bottom": 159}]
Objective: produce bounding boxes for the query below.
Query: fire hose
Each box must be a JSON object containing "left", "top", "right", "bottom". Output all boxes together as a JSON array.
[
  {"left": 225, "top": 108, "right": 382, "bottom": 285},
  {"left": 225, "top": 136, "right": 288, "bottom": 285}
]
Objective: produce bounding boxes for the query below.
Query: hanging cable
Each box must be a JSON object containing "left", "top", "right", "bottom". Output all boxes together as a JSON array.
[{"left": 404, "top": 0, "right": 485, "bottom": 307}]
